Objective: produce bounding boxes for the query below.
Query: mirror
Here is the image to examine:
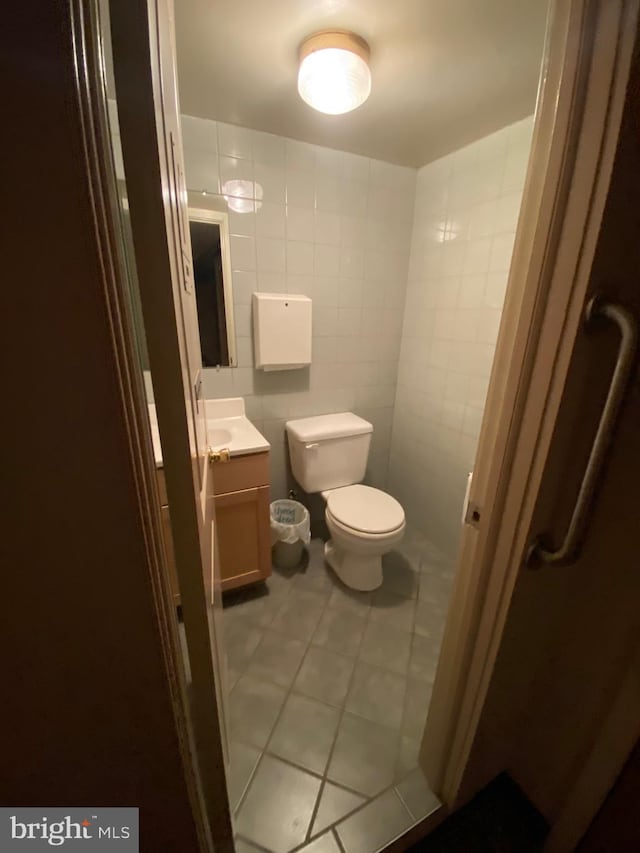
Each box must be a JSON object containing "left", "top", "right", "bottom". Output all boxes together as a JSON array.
[{"left": 189, "top": 208, "right": 236, "bottom": 367}]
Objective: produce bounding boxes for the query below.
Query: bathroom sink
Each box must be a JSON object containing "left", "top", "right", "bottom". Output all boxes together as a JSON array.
[
  {"left": 149, "top": 397, "right": 269, "bottom": 465},
  {"left": 205, "top": 397, "right": 270, "bottom": 457},
  {"left": 209, "top": 427, "right": 233, "bottom": 447}
]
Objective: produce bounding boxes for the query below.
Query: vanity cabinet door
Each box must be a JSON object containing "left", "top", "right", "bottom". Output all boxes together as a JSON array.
[{"left": 215, "top": 485, "right": 271, "bottom": 591}]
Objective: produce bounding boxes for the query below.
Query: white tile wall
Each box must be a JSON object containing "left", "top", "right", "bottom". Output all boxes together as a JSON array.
[
  {"left": 387, "top": 117, "right": 534, "bottom": 559},
  {"left": 181, "top": 117, "right": 416, "bottom": 501},
  {"left": 110, "top": 97, "right": 532, "bottom": 543}
]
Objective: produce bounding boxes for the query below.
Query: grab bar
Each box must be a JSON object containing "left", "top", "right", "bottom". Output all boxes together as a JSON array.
[{"left": 527, "top": 294, "right": 637, "bottom": 567}]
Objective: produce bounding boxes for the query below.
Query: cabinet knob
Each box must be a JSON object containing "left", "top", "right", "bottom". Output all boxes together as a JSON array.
[{"left": 208, "top": 447, "right": 231, "bottom": 464}]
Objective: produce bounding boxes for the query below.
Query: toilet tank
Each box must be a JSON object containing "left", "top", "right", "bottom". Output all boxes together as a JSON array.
[{"left": 285, "top": 413, "right": 373, "bottom": 493}]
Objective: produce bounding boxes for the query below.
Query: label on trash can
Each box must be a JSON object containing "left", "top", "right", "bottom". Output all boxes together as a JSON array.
[
  {"left": 270, "top": 499, "right": 311, "bottom": 545},
  {"left": 275, "top": 506, "right": 297, "bottom": 524}
]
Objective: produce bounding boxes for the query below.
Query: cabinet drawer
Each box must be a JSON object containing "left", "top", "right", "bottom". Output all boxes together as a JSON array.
[{"left": 213, "top": 451, "right": 269, "bottom": 495}]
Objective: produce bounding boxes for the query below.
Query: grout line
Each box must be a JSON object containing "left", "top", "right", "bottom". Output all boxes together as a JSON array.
[
  {"left": 232, "top": 560, "right": 374, "bottom": 843},
  {"left": 234, "top": 834, "right": 271, "bottom": 853},
  {"left": 298, "top": 775, "right": 425, "bottom": 853},
  {"left": 304, "top": 794, "right": 367, "bottom": 848},
  {"left": 301, "top": 580, "right": 378, "bottom": 844},
  {"left": 305, "top": 776, "right": 327, "bottom": 844},
  {"left": 233, "top": 747, "right": 267, "bottom": 818},
  {"left": 226, "top": 532, "right": 449, "bottom": 849},
  {"left": 392, "top": 786, "right": 416, "bottom": 822},
  {"left": 229, "top": 698, "right": 434, "bottom": 828},
  {"left": 229, "top": 746, "right": 262, "bottom": 816},
  {"left": 332, "top": 827, "right": 346, "bottom": 853},
  {"left": 233, "top": 577, "right": 336, "bottom": 827}
]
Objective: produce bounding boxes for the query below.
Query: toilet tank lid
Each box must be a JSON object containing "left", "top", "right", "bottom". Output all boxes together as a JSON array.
[{"left": 286, "top": 412, "right": 373, "bottom": 442}]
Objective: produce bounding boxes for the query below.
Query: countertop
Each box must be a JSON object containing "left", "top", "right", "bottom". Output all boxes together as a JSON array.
[{"left": 148, "top": 397, "right": 269, "bottom": 467}]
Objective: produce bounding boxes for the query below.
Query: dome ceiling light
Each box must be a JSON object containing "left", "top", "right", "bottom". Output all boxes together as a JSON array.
[{"left": 297, "top": 30, "right": 371, "bottom": 116}]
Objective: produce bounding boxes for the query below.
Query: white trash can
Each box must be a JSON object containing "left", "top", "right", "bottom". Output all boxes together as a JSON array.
[{"left": 270, "top": 499, "right": 311, "bottom": 570}]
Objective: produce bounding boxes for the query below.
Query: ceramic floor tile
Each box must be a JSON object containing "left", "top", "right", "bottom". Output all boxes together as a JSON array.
[
  {"left": 270, "top": 589, "right": 327, "bottom": 640},
  {"left": 293, "top": 541, "right": 335, "bottom": 593},
  {"left": 327, "top": 712, "right": 399, "bottom": 796},
  {"left": 413, "top": 599, "right": 447, "bottom": 641},
  {"left": 312, "top": 606, "right": 367, "bottom": 657},
  {"left": 380, "top": 551, "right": 420, "bottom": 599},
  {"left": 235, "top": 754, "right": 322, "bottom": 853},
  {"left": 234, "top": 839, "right": 265, "bottom": 853},
  {"left": 265, "top": 566, "right": 297, "bottom": 588},
  {"left": 227, "top": 591, "right": 283, "bottom": 629},
  {"left": 396, "top": 735, "right": 420, "bottom": 781},
  {"left": 358, "top": 620, "right": 411, "bottom": 674},
  {"left": 268, "top": 693, "right": 340, "bottom": 775},
  {"left": 228, "top": 668, "right": 242, "bottom": 694},
  {"left": 297, "top": 831, "right": 341, "bottom": 853},
  {"left": 293, "top": 568, "right": 334, "bottom": 594},
  {"left": 335, "top": 788, "right": 414, "bottom": 853},
  {"left": 402, "top": 678, "right": 433, "bottom": 741},
  {"left": 419, "top": 548, "right": 453, "bottom": 575},
  {"left": 228, "top": 741, "right": 261, "bottom": 811},
  {"left": 408, "top": 633, "right": 440, "bottom": 682},
  {"left": 394, "top": 538, "right": 424, "bottom": 571},
  {"left": 311, "top": 782, "right": 366, "bottom": 836},
  {"left": 418, "top": 571, "right": 452, "bottom": 606},
  {"left": 306, "top": 538, "right": 327, "bottom": 566},
  {"left": 293, "top": 645, "right": 355, "bottom": 707},
  {"left": 345, "top": 661, "right": 406, "bottom": 729},
  {"left": 224, "top": 528, "right": 448, "bottom": 848},
  {"left": 370, "top": 589, "right": 417, "bottom": 633},
  {"left": 229, "top": 674, "right": 287, "bottom": 749},
  {"left": 396, "top": 767, "right": 441, "bottom": 821},
  {"left": 224, "top": 616, "right": 263, "bottom": 674},
  {"left": 327, "top": 584, "right": 372, "bottom": 615},
  {"left": 246, "top": 629, "right": 307, "bottom": 688},
  {"left": 411, "top": 531, "right": 444, "bottom": 557}
]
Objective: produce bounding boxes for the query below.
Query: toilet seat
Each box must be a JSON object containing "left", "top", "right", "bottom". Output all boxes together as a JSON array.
[{"left": 326, "top": 484, "right": 405, "bottom": 535}]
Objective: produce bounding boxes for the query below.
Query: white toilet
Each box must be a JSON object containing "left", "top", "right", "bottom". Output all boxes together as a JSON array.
[{"left": 285, "top": 413, "right": 405, "bottom": 591}]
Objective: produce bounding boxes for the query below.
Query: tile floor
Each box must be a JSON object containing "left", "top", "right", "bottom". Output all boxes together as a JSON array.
[{"left": 222, "top": 527, "right": 453, "bottom": 853}]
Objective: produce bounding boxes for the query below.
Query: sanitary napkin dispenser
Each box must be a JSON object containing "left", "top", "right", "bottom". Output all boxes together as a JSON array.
[{"left": 252, "top": 292, "right": 312, "bottom": 371}]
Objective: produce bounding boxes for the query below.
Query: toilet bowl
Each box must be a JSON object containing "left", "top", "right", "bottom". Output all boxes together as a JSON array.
[
  {"left": 285, "top": 412, "right": 406, "bottom": 591},
  {"left": 323, "top": 485, "right": 405, "bottom": 591}
]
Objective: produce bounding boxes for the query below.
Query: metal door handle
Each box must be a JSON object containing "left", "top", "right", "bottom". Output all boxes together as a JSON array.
[{"left": 527, "top": 294, "right": 637, "bottom": 567}]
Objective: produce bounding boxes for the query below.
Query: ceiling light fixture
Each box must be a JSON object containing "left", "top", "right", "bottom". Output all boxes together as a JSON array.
[{"left": 297, "top": 31, "right": 371, "bottom": 116}]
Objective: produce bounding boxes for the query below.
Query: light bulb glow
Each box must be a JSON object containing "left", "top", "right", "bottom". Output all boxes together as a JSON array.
[
  {"left": 298, "top": 43, "right": 371, "bottom": 115},
  {"left": 222, "top": 179, "right": 263, "bottom": 213}
]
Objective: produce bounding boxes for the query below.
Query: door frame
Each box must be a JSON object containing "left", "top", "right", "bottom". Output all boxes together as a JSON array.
[
  {"left": 422, "top": 0, "right": 638, "bottom": 821},
  {"left": 86, "top": 0, "right": 231, "bottom": 850},
  {"left": 70, "top": 1, "right": 217, "bottom": 850},
  {"left": 81, "top": 0, "right": 638, "bottom": 849}
]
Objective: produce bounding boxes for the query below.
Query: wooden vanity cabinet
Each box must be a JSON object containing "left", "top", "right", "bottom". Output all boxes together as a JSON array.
[
  {"left": 156, "top": 451, "right": 271, "bottom": 602},
  {"left": 213, "top": 451, "right": 272, "bottom": 592}
]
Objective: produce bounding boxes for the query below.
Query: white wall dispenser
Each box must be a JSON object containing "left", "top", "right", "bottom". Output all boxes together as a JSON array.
[{"left": 252, "top": 293, "right": 312, "bottom": 371}]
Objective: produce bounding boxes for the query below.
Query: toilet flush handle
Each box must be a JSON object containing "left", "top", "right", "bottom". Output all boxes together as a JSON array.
[{"left": 304, "top": 443, "right": 320, "bottom": 450}]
